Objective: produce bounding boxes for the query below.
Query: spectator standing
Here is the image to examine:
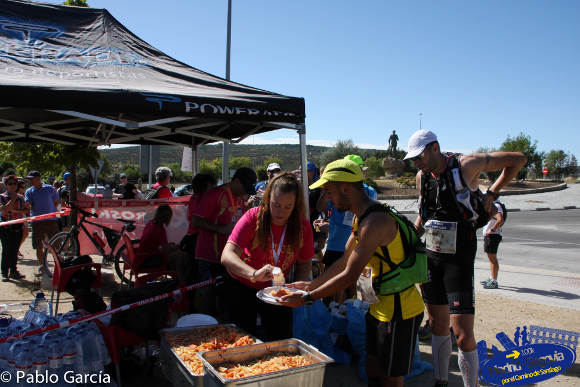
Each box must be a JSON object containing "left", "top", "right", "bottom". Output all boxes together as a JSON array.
[
  {"left": 114, "top": 173, "right": 139, "bottom": 199},
  {"left": 24, "top": 170, "right": 60, "bottom": 276},
  {"left": 182, "top": 173, "right": 218, "bottom": 257},
  {"left": 152, "top": 167, "right": 173, "bottom": 199},
  {"left": 17, "top": 180, "right": 29, "bottom": 259},
  {"left": 221, "top": 173, "right": 314, "bottom": 341},
  {"left": 57, "top": 172, "right": 72, "bottom": 231},
  {"left": 255, "top": 162, "right": 282, "bottom": 194},
  {"left": 481, "top": 201, "right": 505, "bottom": 289},
  {"left": 192, "top": 167, "right": 257, "bottom": 317},
  {"left": 0, "top": 174, "right": 27, "bottom": 281},
  {"left": 406, "top": 129, "right": 526, "bottom": 387}
]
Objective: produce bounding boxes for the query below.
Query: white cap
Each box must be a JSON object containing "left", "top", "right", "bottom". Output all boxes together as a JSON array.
[
  {"left": 404, "top": 130, "right": 438, "bottom": 160},
  {"left": 267, "top": 163, "right": 281, "bottom": 172}
]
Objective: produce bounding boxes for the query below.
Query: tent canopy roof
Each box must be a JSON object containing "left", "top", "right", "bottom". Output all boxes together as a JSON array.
[{"left": 0, "top": 0, "right": 305, "bottom": 147}]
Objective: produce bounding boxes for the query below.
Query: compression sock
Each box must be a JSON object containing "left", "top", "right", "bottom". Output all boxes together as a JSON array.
[
  {"left": 458, "top": 348, "right": 480, "bottom": 387},
  {"left": 432, "top": 334, "right": 452, "bottom": 382}
]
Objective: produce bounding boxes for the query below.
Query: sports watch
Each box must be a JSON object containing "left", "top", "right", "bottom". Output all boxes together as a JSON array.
[{"left": 302, "top": 291, "right": 314, "bottom": 306}]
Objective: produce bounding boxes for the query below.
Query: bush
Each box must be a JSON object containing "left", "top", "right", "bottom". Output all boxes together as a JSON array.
[
  {"left": 395, "top": 176, "right": 416, "bottom": 189},
  {"left": 365, "top": 156, "right": 385, "bottom": 178}
]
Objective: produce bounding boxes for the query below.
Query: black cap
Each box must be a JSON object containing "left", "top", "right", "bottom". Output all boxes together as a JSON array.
[
  {"left": 26, "top": 170, "right": 41, "bottom": 179},
  {"left": 232, "top": 167, "right": 257, "bottom": 195}
]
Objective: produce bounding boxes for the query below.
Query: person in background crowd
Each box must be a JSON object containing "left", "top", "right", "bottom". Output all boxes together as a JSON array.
[
  {"left": 407, "top": 129, "right": 526, "bottom": 387},
  {"left": 25, "top": 170, "right": 60, "bottom": 276},
  {"left": 222, "top": 172, "right": 314, "bottom": 341},
  {"left": 192, "top": 167, "right": 257, "bottom": 318},
  {"left": 17, "top": 180, "right": 29, "bottom": 259},
  {"left": 255, "top": 162, "right": 282, "bottom": 194},
  {"left": 481, "top": 201, "right": 505, "bottom": 289},
  {"left": 136, "top": 204, "right": 191, "bottom": 282},
  {"left": 114, "top": 173, "right": 140, "bottom": 199},
  {"left": 57, "top": 172, "right": 72, "bottom": 231},
  {"left": 0, "top": 174, "right": 27, "bottom": 281},
  {"left": 152, "top": 167, "right": 173, "bottom": 199},
  {"left": 280, "top": 159, "right": 424, "bottom": 387},
  {"left": 183, "top": 173, "right": 218, "bottom": 257}
]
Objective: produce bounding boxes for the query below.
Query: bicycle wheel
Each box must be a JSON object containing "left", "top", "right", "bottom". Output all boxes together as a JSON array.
[
  {"left": 113, "top": 245, "right": 133, "bottom": 286},
  {"left": 43, "top": 231, "right": 79, "bottom": 277}
]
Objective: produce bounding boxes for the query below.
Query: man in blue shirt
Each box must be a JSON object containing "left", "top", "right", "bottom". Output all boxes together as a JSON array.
[{"left": 24, "top": 171, "right": 59, "bottom": 276}]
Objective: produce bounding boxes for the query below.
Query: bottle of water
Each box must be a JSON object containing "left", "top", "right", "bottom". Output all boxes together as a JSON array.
[
  {"left": 24, "top": 293, "right": 50, "bottom": 327},
  {"left": 7, "top": 341, "right": 24, "bottom": 387},
  {"left": 46, "top": 338, "right": 65, "bottom": 387},
  {"left": 82, "top": 327, "right": 104, "bottom": 373},
  {"left": 31, "top": 343, "right": 48, "bottom": 387},
  {"left": 14, "top": 346, "right": 32, "bottom": 387},
  {"left": 62, "top": 337, "right": 76, "bottom": 385}
]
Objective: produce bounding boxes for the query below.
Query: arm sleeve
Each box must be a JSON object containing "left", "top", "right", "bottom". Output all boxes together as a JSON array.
[
  {"left": 297, "top": 217, "right": 315, "bottom": 262},
  {"left": 227, "top": 208, "right": 256, "bottom": 249}
]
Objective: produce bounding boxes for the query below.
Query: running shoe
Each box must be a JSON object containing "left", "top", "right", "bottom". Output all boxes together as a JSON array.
[
  {"left": 1, "top": 274, "right": 8, "bottom": 282},
  {"left": 480, "top": 278, "right": 490, "bottom": 285},
  {"left": 483, "top": 279, "right": 498, "bottom": 289},
  {"left": 418, "top": 321, "right": 432, "bottom": 341}
]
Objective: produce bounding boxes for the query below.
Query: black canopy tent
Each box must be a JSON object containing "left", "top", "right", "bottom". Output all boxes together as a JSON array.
[{"left": 0, "top": 0, "right": 309, "bottom": 196}]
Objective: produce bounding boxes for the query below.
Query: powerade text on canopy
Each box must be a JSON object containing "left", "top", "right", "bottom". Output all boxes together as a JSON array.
[{"left": 357, "top": 204, "right": 428, "bottom": 295}]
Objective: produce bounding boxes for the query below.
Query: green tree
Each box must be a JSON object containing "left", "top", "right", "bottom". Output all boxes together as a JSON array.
[
  {"left": 544, "top": 150, "right": 577, "bottom": 178},
  {"left": 63, "top": 0, "right": 89, "bottom": 6},
  {"left": 229, "top": 157, "right": 252, "bottom": 170},
  {"left": 0, "top": 142, "right": 101, "bottom": 177},
  {"left": 262, "top": 156, "right": 283, "bottom": 170},
  {"left": 364, "top": 156, "right": 385, "bottom": 178},
  {"left": 199, "top": 159, "right": 222, "bottom": 180},
  {"left": 319, "top": 139, "right": 361, "bottom": 167},
  {"left": 500, "top": 133, "right": 543, "bottom": 179}
]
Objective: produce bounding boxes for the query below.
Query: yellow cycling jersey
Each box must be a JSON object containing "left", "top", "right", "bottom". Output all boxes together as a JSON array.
[{"left": 354, "top": 218, "right": 424, "bottom": 322}]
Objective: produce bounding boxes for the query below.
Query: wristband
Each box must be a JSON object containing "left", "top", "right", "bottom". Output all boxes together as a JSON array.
[
  {"left": 302, "top": 291, "right": 314, "bottom": 306},
  {"left": 486, "top": 189, "right": 500, "bottom": 200}
]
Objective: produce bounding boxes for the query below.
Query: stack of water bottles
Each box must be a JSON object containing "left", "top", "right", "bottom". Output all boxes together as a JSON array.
[{"left": 0, "top": 292, "right": 112, "bottom": 386}]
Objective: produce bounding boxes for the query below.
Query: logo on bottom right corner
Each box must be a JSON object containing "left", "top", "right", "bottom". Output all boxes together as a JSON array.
[{"left": 477, "top": 325, "right": 578, "bottom": 386}]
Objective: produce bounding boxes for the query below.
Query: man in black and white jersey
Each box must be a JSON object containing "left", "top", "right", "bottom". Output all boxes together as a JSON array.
[
  {"left": 481, "top": 201, "right": 505, "bottom": 289},
  {"left": 406, "top": 130, "right": 526, "bottom": 387}
]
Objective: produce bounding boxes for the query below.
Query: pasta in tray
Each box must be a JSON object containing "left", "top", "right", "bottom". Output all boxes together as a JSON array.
[
  {"left": 165, "top": 326, "right": 255, "bottom": 375},
  {"left": 217, "top": 352, "right": 314, "bottom": 379}
]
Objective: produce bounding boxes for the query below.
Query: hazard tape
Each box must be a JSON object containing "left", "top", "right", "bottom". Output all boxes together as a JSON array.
[
  {"left": 0, "top": 277, "right": 218, "bottom": 343},
  {"left": 0, "top": 209, "right": 72, "bottom": 228}
]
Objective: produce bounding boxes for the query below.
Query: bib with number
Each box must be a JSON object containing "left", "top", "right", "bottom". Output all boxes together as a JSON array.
[{"left": 425, "top": 220, "right": 457, "bottom": 254}]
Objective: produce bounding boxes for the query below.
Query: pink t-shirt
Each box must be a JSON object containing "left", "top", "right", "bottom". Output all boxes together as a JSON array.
[
  {"left": 135, "top": 221, "right": 167, "bottom": 268},
  {"left": 187, "top": 193, "right": 202, "bottom": 234},
  {"left": 194, "top": 184, "right": 245, "bottom": 262},
  {"left": 228, "top": 207, "right": 314, "bottom": 290}
]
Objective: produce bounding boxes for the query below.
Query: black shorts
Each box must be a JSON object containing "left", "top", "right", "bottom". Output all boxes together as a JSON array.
[
  {"left": 484, "top": 234, "right": 502, "bottom": 254},
  {"left": 366, "top": 312, "right": 423, "bottom": 377},
  {"left": 422, "top": 254, "right": 476, "bottom": 315},
  {"left": 323, "top": 249, "right": 343, "bottom": 267}
]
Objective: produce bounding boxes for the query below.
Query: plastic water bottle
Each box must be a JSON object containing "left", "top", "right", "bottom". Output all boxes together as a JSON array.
[
  {"left": 14, "top": 347, "right": 32, "bottom": 387},
  {"left": 31, "top": 344, "right": 48, "bottom": 387},
  {"left": 46, "top": 338, "right": 65, "bottom": 387},
  {"left": 62, "top": 337, "right": 76, "bottom": 384},
  {"left": 24, "top": 293, "right": 50, "bottom": 327},
  {"left": 7, "top": 341, "right": 24, "bottom": 387},
  {"left": 82, "top": 327, "right": 104, "bottom": 373}
]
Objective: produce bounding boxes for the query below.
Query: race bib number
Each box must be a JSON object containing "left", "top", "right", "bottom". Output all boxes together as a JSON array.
[
  {"left": 425, "top": 220, "right": 457, "bottom": 254},
  {"left": 356, "top": 267, "right": 380, "bottom": 304},
  {"left": 343, "top": 211, "right": 354, "bottom": 226}
]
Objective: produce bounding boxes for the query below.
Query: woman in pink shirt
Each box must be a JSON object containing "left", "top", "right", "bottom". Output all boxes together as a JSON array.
[{"left": 221, "top": 173, "right": 314, "bottom": 340}]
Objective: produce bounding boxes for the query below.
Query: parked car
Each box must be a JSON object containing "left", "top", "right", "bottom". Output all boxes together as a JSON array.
[
  {"left": 174, "top": 184, "right": 192, "bottom": 197},
  {"left": 85, "top": 185, "right": 106, "bottom": 198}
]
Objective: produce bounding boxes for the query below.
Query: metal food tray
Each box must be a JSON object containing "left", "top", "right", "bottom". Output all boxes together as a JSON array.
[
  {"left": 159, "top": 324, "right": 262, "bottom": 387},
  {"left": 199, "top": 338, "right": 333, "bottom": 387}
]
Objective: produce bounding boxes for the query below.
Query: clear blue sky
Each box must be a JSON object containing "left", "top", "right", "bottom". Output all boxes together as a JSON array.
[{"left": 44, "top": 0, "right": 579, "bottom": 158}]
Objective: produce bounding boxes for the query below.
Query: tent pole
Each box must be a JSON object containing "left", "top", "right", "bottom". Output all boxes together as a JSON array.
[
  {"left": 222, "top": 141, "right": 230, "bottom": 183},
  {"left": 193, "top": 145, "right": 199, "bottom": 175},
  {"left": 298, "top": 124, "right": 309, "bottom": 217},
  {"left": 148, "top": 144, "right": 153, "bottom": 189}
]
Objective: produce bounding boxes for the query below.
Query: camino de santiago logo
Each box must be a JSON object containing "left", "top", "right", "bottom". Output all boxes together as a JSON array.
[{"left": 478, "top": 325, "right": 578, "bottom": 386}]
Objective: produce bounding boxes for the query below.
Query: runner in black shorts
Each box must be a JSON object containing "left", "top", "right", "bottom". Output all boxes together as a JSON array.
[
  {"left": 406, "top": 129, "right": 527, "bottom": 387},
  {"left": 484, "top": 234, "right": 502, "bottom": 254},
  {"left": 366, "top": 295, "right": 423, "bottom": 377}
]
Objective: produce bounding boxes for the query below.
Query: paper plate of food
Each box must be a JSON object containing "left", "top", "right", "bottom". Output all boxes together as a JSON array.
[{"left": 256, "top": 286, "right": 306, "bottom": 306}]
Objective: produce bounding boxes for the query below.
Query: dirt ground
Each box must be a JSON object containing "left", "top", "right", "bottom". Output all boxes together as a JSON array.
[{"left": 374, "top": 178, "right": 563, "bottom": 196}]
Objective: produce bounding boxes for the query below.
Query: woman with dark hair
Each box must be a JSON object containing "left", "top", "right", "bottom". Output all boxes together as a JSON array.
[
  {"left": 221, "top": 172, "right": 314, "bottom": 340},
  {"left": 0, "top": 175, "right": 27, "bottom": 281},
  {"left": 136, "top": 204, "right": 191, "bottom": 281}
]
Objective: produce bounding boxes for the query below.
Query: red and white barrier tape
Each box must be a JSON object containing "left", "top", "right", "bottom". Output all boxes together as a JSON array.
[
  {"left": 0, "top": 277, "right": 217, "bottom": 343},
  {"left": 0, "top": 209, "right": 72, "bottom": 228}
]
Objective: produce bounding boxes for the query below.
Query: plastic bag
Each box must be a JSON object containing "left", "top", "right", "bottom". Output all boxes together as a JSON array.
[
  {"left": 346, "top": 302, "right": 367, "bottom": 382},
  {"left": 292, "top": 300, "right": 334, "bottom": 358}
]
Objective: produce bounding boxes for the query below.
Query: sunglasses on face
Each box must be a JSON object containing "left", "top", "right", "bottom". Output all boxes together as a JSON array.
[{"left": 410, "top": 144, "right": 433, "bottom": 162}]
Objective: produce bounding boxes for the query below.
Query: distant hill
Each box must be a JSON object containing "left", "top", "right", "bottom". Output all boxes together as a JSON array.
[{"left": 100, "top": 143, "right": 333, "bottom": 170}]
